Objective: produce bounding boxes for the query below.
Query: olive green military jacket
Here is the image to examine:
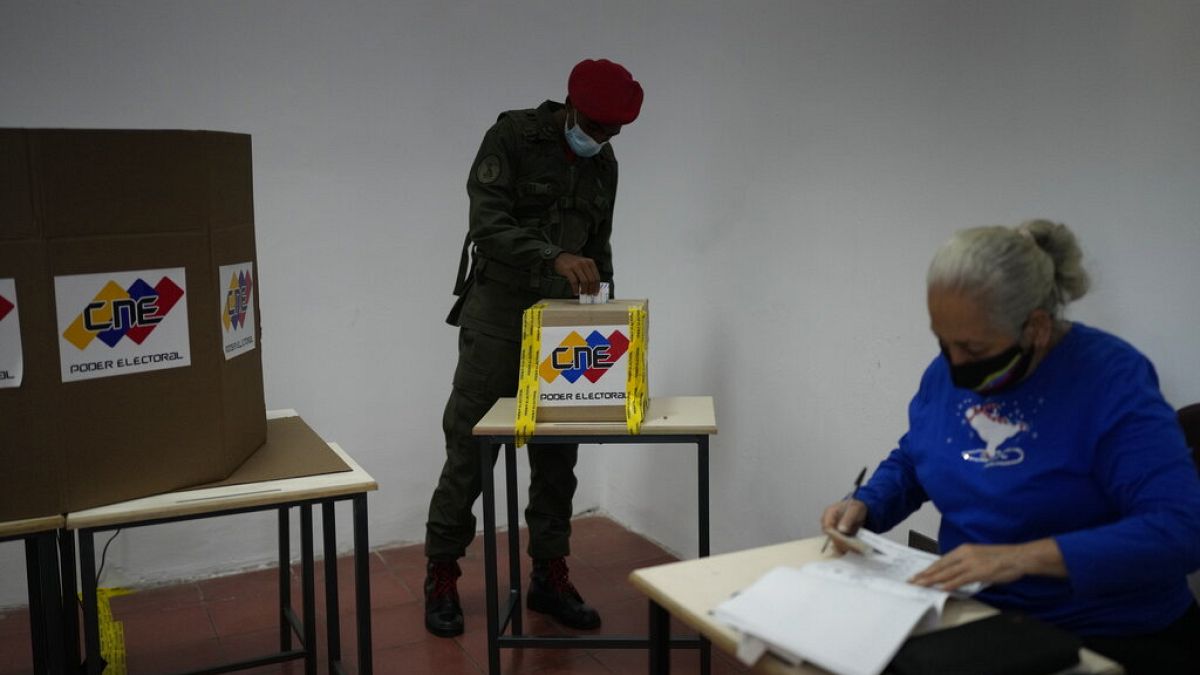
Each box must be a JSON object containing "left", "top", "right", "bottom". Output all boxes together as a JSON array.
[{"left": 449, "top": 100, "right": 618, "bottom": 342}]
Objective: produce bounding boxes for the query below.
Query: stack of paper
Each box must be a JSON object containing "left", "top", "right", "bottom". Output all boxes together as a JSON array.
[
  {"left": 845, "top": 530, "right": 984, "bottom": 596},
  {"left": 712, "top": 531, "right": 983, "bottom": 675}
]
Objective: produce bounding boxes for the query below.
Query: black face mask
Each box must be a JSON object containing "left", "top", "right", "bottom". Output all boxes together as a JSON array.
[{"left": 944, "top": 343, "right": 1034, "bottom": 395}]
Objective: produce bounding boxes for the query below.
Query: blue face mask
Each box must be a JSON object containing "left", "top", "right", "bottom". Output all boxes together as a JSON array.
[{"left": 564, "top": 110, "right": 605, "bottom": 158}]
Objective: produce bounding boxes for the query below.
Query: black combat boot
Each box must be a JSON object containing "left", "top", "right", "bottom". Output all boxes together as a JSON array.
[
  {"left": 424, "top": 559, "right": 464, "bottom": 637},
  {"left": 527, "top": 557, "right": 601, "bottom": 630}
]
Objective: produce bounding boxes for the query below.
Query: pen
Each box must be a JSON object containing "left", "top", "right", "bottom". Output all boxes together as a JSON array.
[{"left": 821, "top": 466, "right": 867, "bottom": 553}]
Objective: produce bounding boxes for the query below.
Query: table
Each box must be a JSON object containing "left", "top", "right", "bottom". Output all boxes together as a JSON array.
[
  {"left": 0, "top": 515, "right": 67, "bottom": 675},
  {"left": 63, "top": 410, "right": 378, "bottom": 675},
  {"left": 474, "top": 396, "right": 718, "bottom": 675},
  {"left": 629, "top": 536, "right": 1123, "bottom": 675}
]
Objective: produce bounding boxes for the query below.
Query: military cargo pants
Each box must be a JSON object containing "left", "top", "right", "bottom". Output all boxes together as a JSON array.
[{"left": 425, "top": 327, "right": 579, "bottom": 561}]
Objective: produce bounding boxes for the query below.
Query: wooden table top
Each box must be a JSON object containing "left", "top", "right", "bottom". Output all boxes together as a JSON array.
[
  {"left": 474, "top": 396, "right": 717, "bottom": 436},
  {"left": 65, "top": 411, "right": 375, "bottom": 530},
  {"left": 0, "top": 514, "right": 65, "bottom": 539}
]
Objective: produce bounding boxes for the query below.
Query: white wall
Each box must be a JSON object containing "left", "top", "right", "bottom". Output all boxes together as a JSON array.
[{"left": 2, "top": 1, "right": 1197, "bottom": 607}]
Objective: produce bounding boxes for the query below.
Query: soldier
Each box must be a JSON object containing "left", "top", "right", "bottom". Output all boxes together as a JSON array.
[{"left": 424, "top": 59, "right": 643, "bottom": 637}]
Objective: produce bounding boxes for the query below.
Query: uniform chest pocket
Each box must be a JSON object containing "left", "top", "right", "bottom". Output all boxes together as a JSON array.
[
  {"left": 514, "top": 182, "right": 560, "bottom": 219},
  {"left": 574, "top": 191, "right": 611, "bottom": 235},
  {"left": 573, "top": 172, "right": 612, "bottom": 219},
  {"left": 517, "top": 181, "right": 558, "bottom": 198}
]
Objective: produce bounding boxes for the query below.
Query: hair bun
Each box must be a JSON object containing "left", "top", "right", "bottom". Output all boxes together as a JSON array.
[{"left": 1017, "top": 219, "right": 1090, "bottom": 303}]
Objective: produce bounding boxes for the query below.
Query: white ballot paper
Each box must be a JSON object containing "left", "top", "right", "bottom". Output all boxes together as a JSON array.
[
  {"left": 852, "top": 529, "right": 986, "bottom": 597},
  {"left": 712, "top": 535, "right": 985, "bottom": 675}
]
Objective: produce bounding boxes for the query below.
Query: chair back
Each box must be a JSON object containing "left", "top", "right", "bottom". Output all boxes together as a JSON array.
[
  {"left": 1178, "top": 403, "right": 1200, "bottom": 473},
  {"left": 907, "top": 529, "right": 938, "bottom": 554},
  {"left": 1184, "top": 404, "right": 1200, "bottom": 601}
]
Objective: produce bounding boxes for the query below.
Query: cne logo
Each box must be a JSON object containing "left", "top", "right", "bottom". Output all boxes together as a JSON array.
[
  {"left": 222, "top": 269, "right": 253, "bottom": 332},
  {"left": 62, "top": 277, "right": 185, "bottom": 351},
  {"left": 0, "top": 294, "right": 13, "bottom": 323},
  {"left": 539, "top": 329, "right": 629, "bottom": 384}
]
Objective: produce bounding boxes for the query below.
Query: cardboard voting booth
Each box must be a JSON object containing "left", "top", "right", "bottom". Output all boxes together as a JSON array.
[
  {"left": 0, "top": 129, "right": 266, "bottom": 521},
  {"left": 515, "top": 299, "right": 648, "bottom": 441}
]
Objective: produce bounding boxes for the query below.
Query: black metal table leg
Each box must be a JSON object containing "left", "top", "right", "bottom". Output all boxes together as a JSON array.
[
  {"left": 25, "top": 533, "right": 48, "bottom": 667},
  {"left": 481, "top": 439, "right": 501, "bottom": 675},
  {"left": 698, "top": 435, "right": 710, "bottom": 557},
  {"left": 698, "top": 435, "right": 711, "bottom": 675},
  {"left": 649, "top": 600, "right": 670, "bottom": 674},
  {"left": 11, "top": 530, "right": 65, "bottom": 675},
  {"left": 58, "top": 530, "right": 80, "bottom": 674},
  {"left": 505, "top": 442, "right": 522, "bottom": 636},
  {"left": 78, "top": 530, "right": 102, "bottom": 675},
  {"left": 352, "top": 493, "right": 373, "bottom": 675},
  {"left": 321, "top": 502, "right": 342, "bottom": 674},
  {"left": 36, "top": 533, "right": 65, "bottom": 675},
  {"left": 300, "top": 505, "right": 317, "bottom": 675},
  {"left": 278, "top": 506, "right": 292, "bottom": 652},
  {"left": 25, "top": 535, "right": 48, "bottom": 675}
]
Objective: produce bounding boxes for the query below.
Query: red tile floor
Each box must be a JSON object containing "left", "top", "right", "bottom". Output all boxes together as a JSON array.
[{"left": 0, "top": 516, "right": 749, "bottom": 674}]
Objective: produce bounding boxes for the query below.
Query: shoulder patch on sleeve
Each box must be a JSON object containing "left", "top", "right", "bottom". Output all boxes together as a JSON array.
[{"left": 476, "top": 154, "right": 502, "bottom": 184}]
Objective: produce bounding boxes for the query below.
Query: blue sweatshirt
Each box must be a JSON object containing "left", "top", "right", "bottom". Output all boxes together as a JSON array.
[{"left": 856, "top": 323, "right": 1200, "bottom": 636}]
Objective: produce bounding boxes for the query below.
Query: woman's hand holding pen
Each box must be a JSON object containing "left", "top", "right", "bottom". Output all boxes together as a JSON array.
[{"left": 819, "top": 498, "right": 869, "bottom": 555}]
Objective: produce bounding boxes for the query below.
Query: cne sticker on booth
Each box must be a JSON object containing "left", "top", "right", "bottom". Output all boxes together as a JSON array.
[
  {"left": 54, "top": 268, "right": 192, "bottom": 382},
  {"left": 219, "top": 262, "right": 257, "bottom": 360},
  {"left": 0, "top": 278, "right": 22, "bottom": 388}
]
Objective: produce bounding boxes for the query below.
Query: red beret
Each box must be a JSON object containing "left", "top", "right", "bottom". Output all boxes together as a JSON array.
[{"left": 567, "top": 59, "right": 643, "bottom": 126}]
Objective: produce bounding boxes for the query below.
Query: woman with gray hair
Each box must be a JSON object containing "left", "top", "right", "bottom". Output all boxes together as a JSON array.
[{"left": 821, "top": 220, "right": 1200, "bottom": 674}]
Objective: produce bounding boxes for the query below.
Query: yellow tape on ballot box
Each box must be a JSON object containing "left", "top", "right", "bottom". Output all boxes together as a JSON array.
[
  {"left": 513, "top": 299, "right": 648, "bottom": 441},
  {"left": 625, "top": 305, "right": 648, "bottom": 435},
  {"left": 514, "top": 303, "right": 545, "bottom": 447}
]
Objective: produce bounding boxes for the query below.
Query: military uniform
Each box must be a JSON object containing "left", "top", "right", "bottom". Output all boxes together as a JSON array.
[{"left": 426, "top": 100, "right": 619, "bottom": 562}]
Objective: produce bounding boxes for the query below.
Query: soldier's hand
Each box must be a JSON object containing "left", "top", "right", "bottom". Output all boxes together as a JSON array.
[{"left": 553, "top": 252, "right": 601, "bottom": 296}]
